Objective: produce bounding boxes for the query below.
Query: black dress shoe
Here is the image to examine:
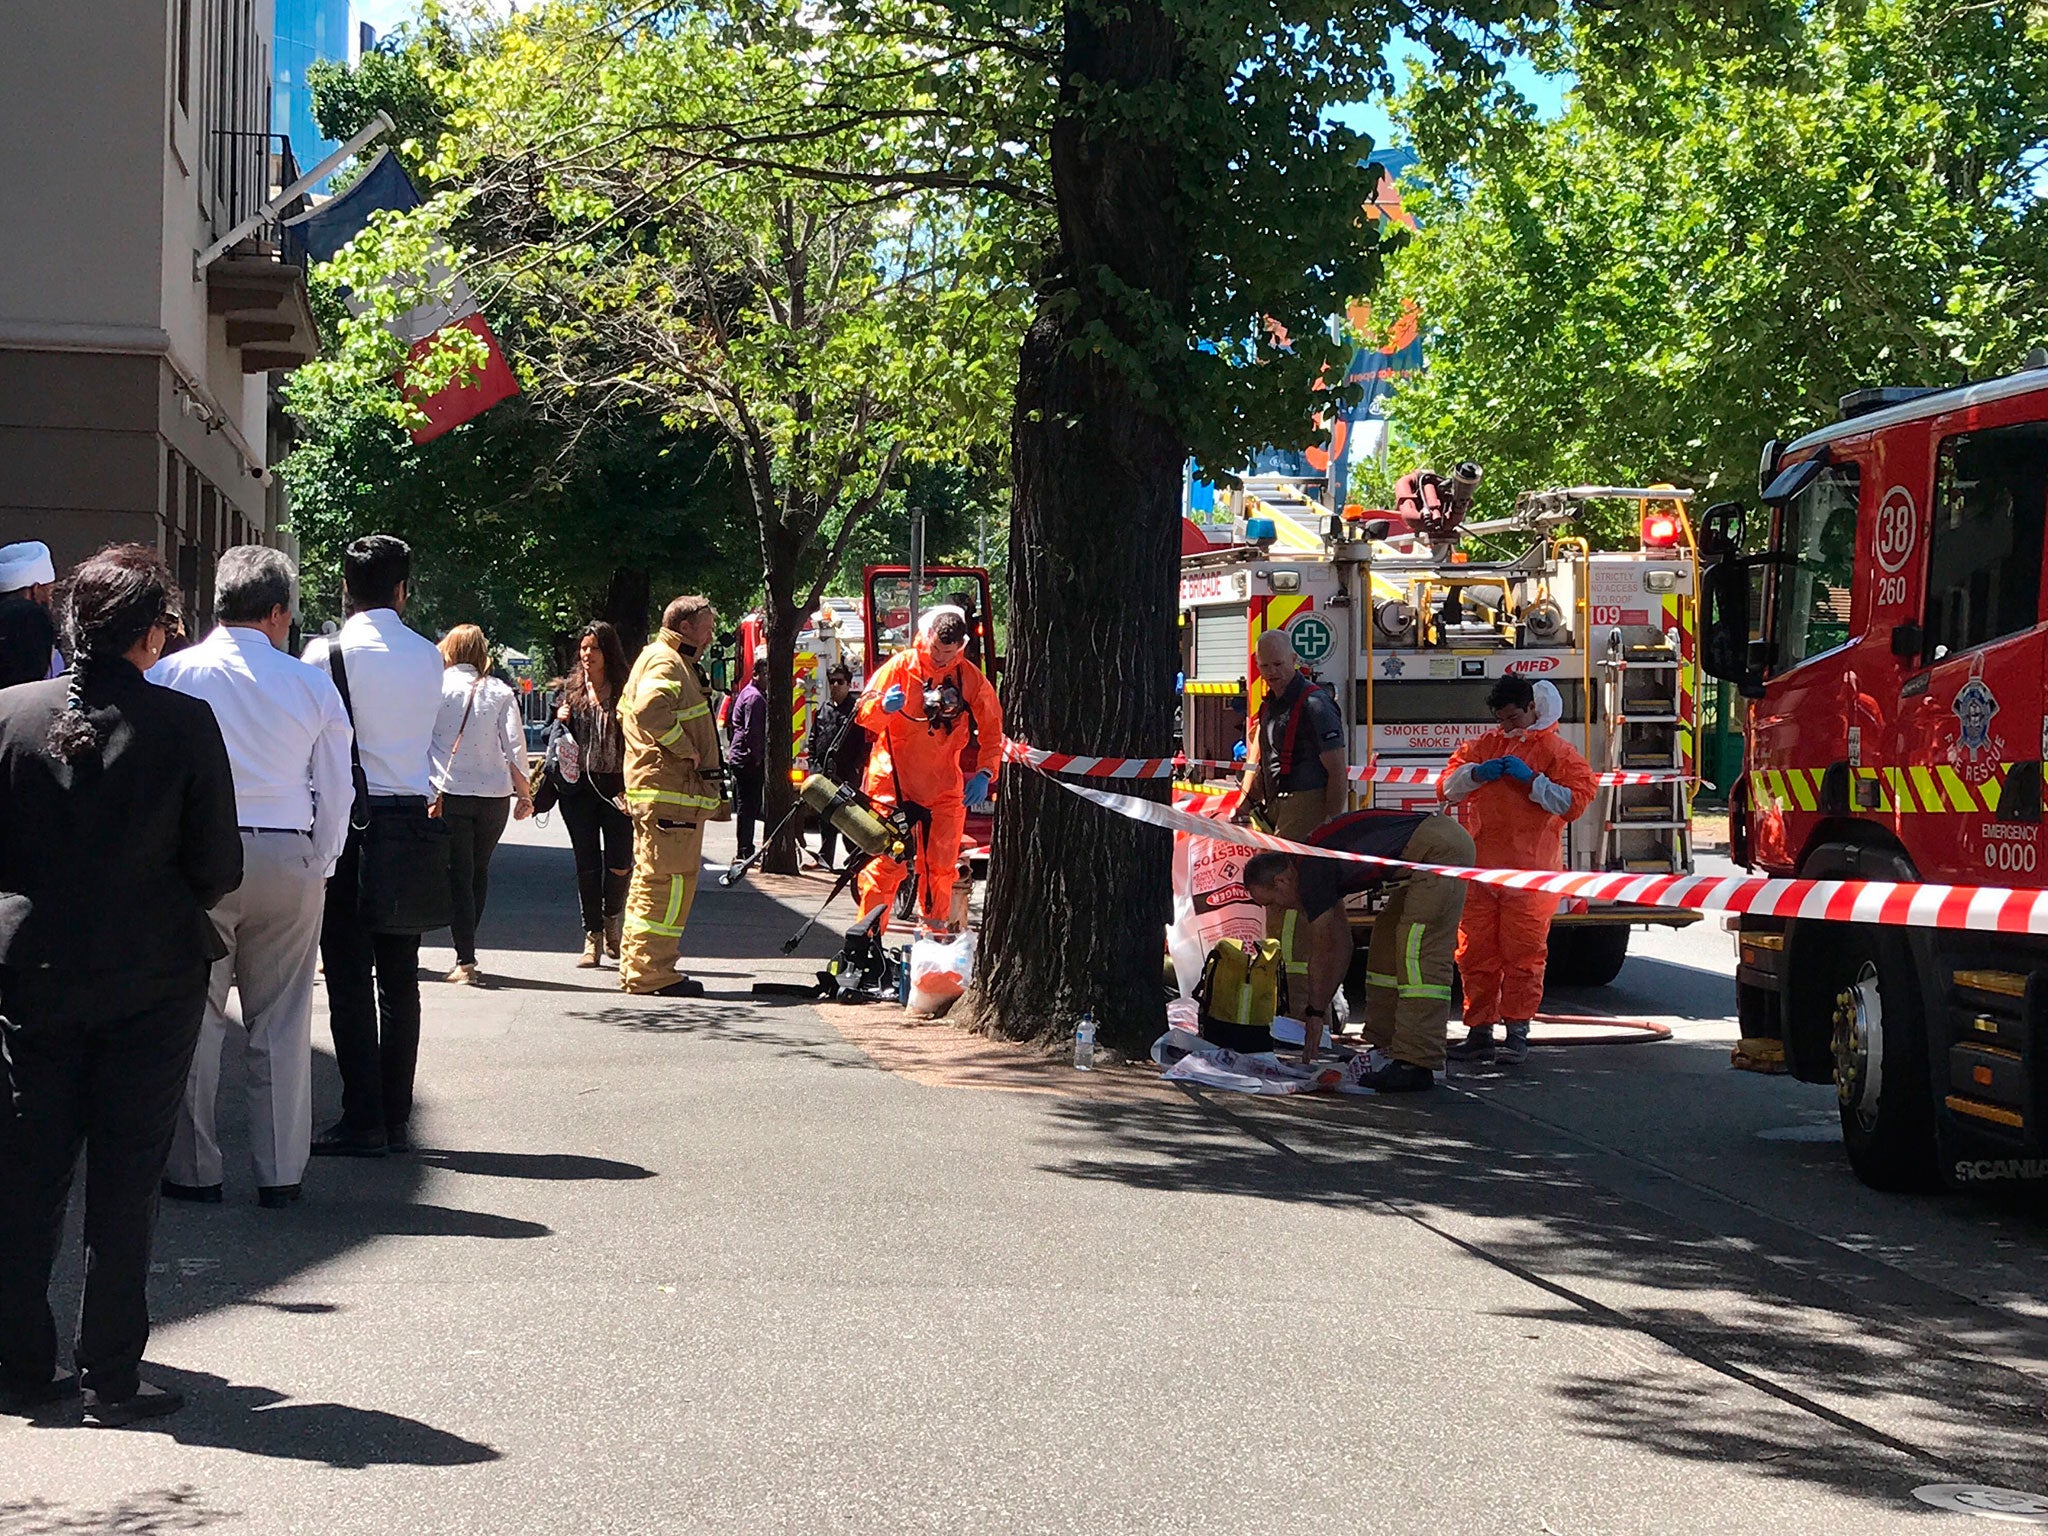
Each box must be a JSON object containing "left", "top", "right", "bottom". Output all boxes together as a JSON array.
[
  {"left": 650, "top": 977, "right": 706, "bottom": 998},
  {"left": 160, "top": 1179, "right": 223, "bottom": 1204},
  {"left": 81, "top": 1380, "right": 183, "bottom": 1428},
  {"left": 310, "top": 1122, "right": 388, "bottom": 1158},
  {"left": 383, "top": 1124, "right": 411, "bottom": 1154},
  {"left": 256, "top": 1183, "right": 302, "bottom": 1209},
  {"left": 0, "top": 1371, "right": 77, "bottom": 1416}
]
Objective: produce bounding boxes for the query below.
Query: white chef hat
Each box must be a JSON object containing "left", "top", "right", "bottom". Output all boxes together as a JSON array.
[{"left": 0, "top": 541, "right": 55, "bottom": 592}]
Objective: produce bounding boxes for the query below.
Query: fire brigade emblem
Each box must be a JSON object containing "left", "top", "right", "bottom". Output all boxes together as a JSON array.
[{"left": 1948, "top": 660, "right": 2003, "bottom": 785}]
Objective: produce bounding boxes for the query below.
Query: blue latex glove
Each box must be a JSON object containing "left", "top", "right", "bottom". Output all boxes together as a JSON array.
[
  {"left": 1471, "top": 758, "right": 1508, "bottom": 784},
  {"left": 882, "top": 684, "right": 906, "bottom": 714},
  {"left": 964, "top": 771, "right": 992, "bottom": 804},
  {"left": 1500, "top": 754, "right": 1536, "bottom": 784}
]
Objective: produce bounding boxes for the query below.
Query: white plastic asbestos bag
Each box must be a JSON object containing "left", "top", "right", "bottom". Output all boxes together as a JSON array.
[
  {"left": 907, "top": 933, "right": 974, "bottom": 1016},
  {"left": 1167, "top": 791, "right": 1267, "bottom": 998}
]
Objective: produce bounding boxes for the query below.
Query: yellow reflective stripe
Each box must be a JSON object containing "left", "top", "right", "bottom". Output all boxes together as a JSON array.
[
  {"left": 1279, "top": 910, "right": 1308, "bottom": 974},
  {"left": 625, "top": 788, "right": 720, "bottom": 810},
  {"left": 1365, "top": 971, "right": 1397, "bottom": 989},
  {"left": 656, "top": 719, "right": 688, "bottom": 747},
  {"left": 1404, "top": 922, "right": 1425, "bottom": 987},
  {"left": 678, "top": 701, "right": 710, "bottom": 721},
  {"left": 623, "top": 912, "right": 685, "bottom": 938},
  {"left": 1980, "top": 773, "right": 2005, "bottom": 813},
  {"left": 1400, "top": 983, "right": 1453, "bottom": 1000},
  {"left": 649, "top": 681, "right": 683, "bottom": 698},
  {"left": 664, "top": 875, "right": 688, "bottom": 928}
]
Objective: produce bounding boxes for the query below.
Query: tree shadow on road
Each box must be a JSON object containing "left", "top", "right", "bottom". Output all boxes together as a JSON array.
[
  {"left": 1035, "top": 1081, "right": 2048, "bottom": 1506},
  {"left": 0, "top": 1486, "right": 228, "bottom": 1535}
]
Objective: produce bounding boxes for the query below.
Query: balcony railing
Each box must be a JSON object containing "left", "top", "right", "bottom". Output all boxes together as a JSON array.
[{"left": 210, "top": 130, "right": 305, "bottom": 254}]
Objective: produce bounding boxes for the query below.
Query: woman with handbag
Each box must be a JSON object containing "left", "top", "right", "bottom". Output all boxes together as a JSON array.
[
  {"left": 430, "top": 625, "right": 532, "bottom": 986},
  {"left": 550, "top": 622, "right": 632, "bottom": 968}
]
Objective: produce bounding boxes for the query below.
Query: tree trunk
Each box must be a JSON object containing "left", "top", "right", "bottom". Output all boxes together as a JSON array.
[
  {"left": 759, "top": 596, "right": 805, "bottom": 875},
  {"left": 758, "top": 514, "right": 806, "bottom": 876},
  {"left": 962, "top": 0, "right": 1189, "bottom": 1056},
  {"left": 599, "top": 565, "right": 651, "bottom": 656}
]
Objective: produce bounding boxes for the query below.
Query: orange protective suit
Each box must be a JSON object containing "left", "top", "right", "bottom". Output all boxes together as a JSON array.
[
  {"left": 855, "top": 637, "right": 1002, "bottom": 932},
  {"left": 1444, "top": 712, "right": 1597, "bottom": 1029}
]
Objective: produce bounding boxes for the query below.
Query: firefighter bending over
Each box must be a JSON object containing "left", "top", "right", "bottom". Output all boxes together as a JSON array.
[
  {"left": 1441, "top": 676, "right": 1596, "bottom": 1063},
  {"left": 1242, "top": 810, "right": 1474, "bottom": 1092},
  {"left": 855, "top": 607, "right": 1002, "bottom": 933},
  {"left": 618, "top": 594, "right": 730, "bottom": 998}
]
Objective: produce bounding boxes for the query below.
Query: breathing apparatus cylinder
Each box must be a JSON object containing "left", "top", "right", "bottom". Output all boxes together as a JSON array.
[{"left": 800, "top": 773, "right": 902, "bottom": 859}]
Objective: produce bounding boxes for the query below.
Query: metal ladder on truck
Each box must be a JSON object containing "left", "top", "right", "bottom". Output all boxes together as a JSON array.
[{"left": 1596, "top": 629, "right": 1691, "bottom": 871}]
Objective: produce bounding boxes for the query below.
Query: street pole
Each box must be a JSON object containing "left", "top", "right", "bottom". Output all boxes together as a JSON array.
[{"left": 908, "top": 509, "right": 924, "bottom": 641}]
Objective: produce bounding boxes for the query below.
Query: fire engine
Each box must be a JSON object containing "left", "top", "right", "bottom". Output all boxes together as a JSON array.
[
  {"left": 1179, "top": 470, "right": 1704, "bottom": 994},
  {"left": 1699, "top": 365, "right": 2048, "bottom": 1191}
]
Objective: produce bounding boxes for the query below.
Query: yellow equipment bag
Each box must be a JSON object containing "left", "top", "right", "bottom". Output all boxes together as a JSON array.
[{"left": 1193, "top": 937, "right": 1287, "bottom": 1053}]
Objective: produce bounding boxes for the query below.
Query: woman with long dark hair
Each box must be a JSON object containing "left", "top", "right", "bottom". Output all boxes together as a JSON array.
[
  {"left": 0, "top": 544, "right": 241, "bottom": 1426},
  {"left": 552, "top": 621, "right": 633, "bottom": 967}
]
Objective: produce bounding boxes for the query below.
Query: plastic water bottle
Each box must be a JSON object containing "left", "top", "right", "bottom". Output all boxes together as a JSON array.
[{"left": 1073, "top": 1011, "right": 1097, "bottom": 1071}]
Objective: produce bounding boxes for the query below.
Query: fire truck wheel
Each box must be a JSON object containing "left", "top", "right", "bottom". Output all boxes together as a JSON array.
[
  {"left": 1828, "top": 928, "right": 1940, "bottom": 1192},
  {"left": 1544, "top": 926, "right": 1631, "bottom": 989}
]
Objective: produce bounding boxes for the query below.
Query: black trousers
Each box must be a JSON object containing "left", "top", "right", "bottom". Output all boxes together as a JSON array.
[
  {"left": 0, "top": 967, "right": 207, "bottom": 1399},
  {"left": 441, "top": 794, "right": 510, "bottom": 965},
  {"left": 733, "top": 765, "right": 766, "bottom": 857},
  {"left": 558, "top": 777, "right": 632, "bottom": 933},
  {"left": 321, "top": 832, "right": 422, "bottom": 1134}
]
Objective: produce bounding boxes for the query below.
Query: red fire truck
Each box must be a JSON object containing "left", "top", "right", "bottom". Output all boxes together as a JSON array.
[{"left": 1700, "top": 366, "right": 2048, "bottom": 1191}]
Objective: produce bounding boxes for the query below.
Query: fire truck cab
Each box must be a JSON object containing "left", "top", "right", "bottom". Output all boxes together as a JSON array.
[
  {"left": 1179, "top": 475, "right": 1703, "bottom": 991},
  {"left": 1701, "top": 366, "right": 2048, "bottom": 1190}
]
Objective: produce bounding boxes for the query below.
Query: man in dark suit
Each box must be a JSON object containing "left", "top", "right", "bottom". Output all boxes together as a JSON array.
[{"left": 0, "top": 545, "right": 241, "bottom": 1427}]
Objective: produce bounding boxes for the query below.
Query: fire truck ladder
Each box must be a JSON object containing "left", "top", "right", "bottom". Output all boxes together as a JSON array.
[{"left": 1597, "top": 629, "right": 1690, "bottom": 872}]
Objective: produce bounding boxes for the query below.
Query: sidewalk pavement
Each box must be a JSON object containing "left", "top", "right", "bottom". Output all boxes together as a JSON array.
[{"left": 1, "top": 814, "right": 2030, "bottom": 1534}]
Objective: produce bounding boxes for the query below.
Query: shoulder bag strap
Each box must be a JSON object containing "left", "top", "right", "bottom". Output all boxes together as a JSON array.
[
  {"left": 326, "top": 643, "right": 372, "bottom": 831},
  {"left": 445, "top": 677, "right": 482, "bottom": 763}
]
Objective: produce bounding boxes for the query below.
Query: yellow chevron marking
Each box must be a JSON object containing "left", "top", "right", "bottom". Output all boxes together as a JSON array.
[
  {"left": 1936, "top": 765, "right": 1979, "bottom": 813},
  {"left": 1786, "top": 770, "right": 1819, "bottom": 812}
]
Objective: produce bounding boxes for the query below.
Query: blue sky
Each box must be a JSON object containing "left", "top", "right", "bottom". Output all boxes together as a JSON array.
[
  {"left": 1326, "top": 39, "right": 1570, "bottom": 154},
  {"left": 351, "top": 4, "right": 1568, "bottom": 154}
]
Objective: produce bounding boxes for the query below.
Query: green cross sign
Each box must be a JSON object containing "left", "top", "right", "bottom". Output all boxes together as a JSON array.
[{"left": 1288, "top": 613, "right": 1335, "bottom": 664}]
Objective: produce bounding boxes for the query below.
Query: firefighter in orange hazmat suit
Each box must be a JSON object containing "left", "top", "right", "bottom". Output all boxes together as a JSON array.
[
  {"left": 1441, "top": 676, "right": 1596, "bottom": 1064},
  {"left": 855, "top": 606, "right": 1002, "bottom": 933}
]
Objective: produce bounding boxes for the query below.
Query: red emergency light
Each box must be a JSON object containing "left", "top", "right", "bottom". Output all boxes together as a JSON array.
[{"left": 1640, "top": 509, "right": 1683, "bottom": 550}]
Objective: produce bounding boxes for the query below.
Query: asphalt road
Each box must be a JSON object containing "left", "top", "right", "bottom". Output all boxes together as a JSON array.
[{"left": 6, "top": 831, "right": 2047, "bottom": 1534}]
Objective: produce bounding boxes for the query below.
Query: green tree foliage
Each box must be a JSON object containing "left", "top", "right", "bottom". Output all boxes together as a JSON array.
[
  {"left": 380, "top": 1, "right": 1037, "bottom": 867},
  {"left": 1382, "top": 1, "right": 2048, "bottom": 544},
  {"left": 285, "top": 28, "right": 754, "bottom": 661}
]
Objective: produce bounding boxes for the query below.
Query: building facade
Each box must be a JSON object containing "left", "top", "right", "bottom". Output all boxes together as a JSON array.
[{"left": 0, "top": 1, "right": 319, "bottom": 627}]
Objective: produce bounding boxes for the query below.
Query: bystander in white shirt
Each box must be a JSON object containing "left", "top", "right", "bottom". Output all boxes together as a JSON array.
[
  {"left": 152, "top": 623, "right": 354, "bottom": 872},
  {"left": 431, "top": 664, "right": 528, "bottom": 797},
  {"left": 302, "top": 608, "right": 443, "bottom": 798}
]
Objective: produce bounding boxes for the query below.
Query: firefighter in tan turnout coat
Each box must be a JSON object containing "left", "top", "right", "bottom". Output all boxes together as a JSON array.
[{"left": 618, "top": 595, "right": 728, "bottom": 997}]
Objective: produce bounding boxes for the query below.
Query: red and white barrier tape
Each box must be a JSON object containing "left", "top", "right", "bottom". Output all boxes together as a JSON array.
[
  {"left": 1039, "top": 772, "right": 2048, "bottom": 936},
  {"left": 1003, "top": 740, "right": 1689, "bottom": 789}
]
